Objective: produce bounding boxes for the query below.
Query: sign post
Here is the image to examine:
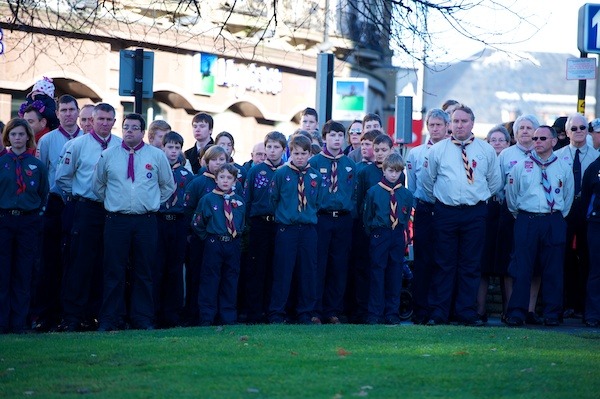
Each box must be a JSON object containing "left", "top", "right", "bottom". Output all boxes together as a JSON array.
[
  {"left": 577, "top": 4, "right": 600, "bottom": 114},
  {"left": 119, "top": 49, "right": 154, "bottom": 114}
]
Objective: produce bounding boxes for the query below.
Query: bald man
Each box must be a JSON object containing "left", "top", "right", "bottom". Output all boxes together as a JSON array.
[{"left": 243, "top": 142, "right": 267, "bottom": 171}]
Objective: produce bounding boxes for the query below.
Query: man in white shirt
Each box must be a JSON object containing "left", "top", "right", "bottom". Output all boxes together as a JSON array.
[{"left": 94, "top": 113, "right": 175, "bottom": 331}]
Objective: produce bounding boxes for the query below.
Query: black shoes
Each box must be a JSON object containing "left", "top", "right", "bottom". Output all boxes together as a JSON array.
[
  {"left": 526, "top": 312, "right": 544, "bottom": 325},
  {"left": 585, "top": 319, "right": 599, "bottom": 328},
  {"left": 544, "top": 318, "right": 560, "bottom": 327},
  {"left": 505, "top": 317, "right": 524, "bottom": 327}
]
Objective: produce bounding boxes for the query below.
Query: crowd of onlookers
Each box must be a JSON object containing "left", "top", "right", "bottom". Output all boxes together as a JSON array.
[{"left": 1, "top": 76, "right": 599, "bottom": 334}]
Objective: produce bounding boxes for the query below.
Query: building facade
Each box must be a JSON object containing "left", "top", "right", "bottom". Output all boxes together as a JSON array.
[{"left": 0, "top": 0, "right": 396, "bottom": 156}]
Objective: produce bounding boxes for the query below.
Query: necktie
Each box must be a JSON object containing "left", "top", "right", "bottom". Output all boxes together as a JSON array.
[
  {"left": 289, "top": 163, "right": 308, "bottom": 212},
  {"left": 378, "top": 179, "right": 403, "bottom": 230},
  {"left": 451, "top": 136, "right": 475, "bottom": 184},
  {"left": 90, "top": 130, "right": 111, "bottom": 150},
  {"left": 574, "top": 148, "right": 582, "bottom": 195},
  {"left": 122, "top": 141, "right": 145, "bottom": 182},
  {"left": 58, "top": 125, "right": 79, "bottom": 140},
  {"left": 427, "top": 140, "right": 433, "bottom": 148},
  {"left": 322, "top": 148, "right": 343, "bottom": 193},
  {"left": 7, "top": 150, "right": 31, "bottom": 194},
  {"left": 530, "top": 154, "right": 558, "bottom": 211}
]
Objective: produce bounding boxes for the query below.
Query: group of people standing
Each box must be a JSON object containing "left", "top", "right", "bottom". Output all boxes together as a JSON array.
[
  {"left": 1, "top": 77, "right": 598, "bottom": 333},
  {"left": 408, "top": 105, "right": 600, "bottom": 328}
]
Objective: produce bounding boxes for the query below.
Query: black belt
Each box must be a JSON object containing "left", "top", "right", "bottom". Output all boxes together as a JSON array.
[
  {"left": 0, "top": 209, "right": 39, "bottom": 216},
  {"left": 417, "top": 199, "right": 434, "bottom": 206},
  {"left": 107, "top": 212, "right": 156, "bottom": 217},
  {"left": 75, "top": 196, "right": 103, "bottom": 205},
  {"left": 258, "top": 215, "right": 275, "bottom": 222},
  {"left": 318, "top": 210, "right": 350, "bottom": 217},
  {"left": 519, "top": 210, "right": 560, "bottom": 217},
  {"left": 160, "top": 213, "right": 181, "bottom": 221},
  {"left": 436, "top": 200, "right": 485, "bottom": 209},
  {"left": 210, "top": 234, "right": 238, "bottom": 242}
]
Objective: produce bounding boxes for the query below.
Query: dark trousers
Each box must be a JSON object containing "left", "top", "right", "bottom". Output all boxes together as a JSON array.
[
  {"left": 198, "top": 236, "right": 241, "bottom": 324},
  {"left": 316, "top": 213, "right": 353, "bottom": 319},
  {"left": 347, "top": 219, "right": 371, "bottom": 322},
  {"left": 0, "top": 213, "right": 41, "bottom": 333},
  {"left": 184, "top": 234, "right": 204, "bottom": 325},
  {"left": 30, "top": 194, "right": 68, "bottom": 325},
  {"left": 269, "top": 224, "right": 317, "bottom": 322},
  {"left": 586, "top": 221, "right": 600, "bottom": 322},
  {"left": 507, "top": 212, "right": 566, "bottom": 320},
  {"left": 428, "top": 201, "right": 486, "bottom": 322},
  {"left": 411, "top": 200, "right": 435, "bottom": 320},
  {"left": 154, "top": 215, "right": 187, "bottom": 327},
  {"left": 563, "top": 197, "right": 589, "bottom": 313},
  {"left": 100, "top": 213, "right": 157, "bottom": 329},
  {"left": 244, "top": 217, "right": 276, "bottom": 322},
  {"left": 368, "top": 227, "right": 405, "bottom": 320},
  {"left": 62, "top": 200, "right": 106, "bottom": 325}
]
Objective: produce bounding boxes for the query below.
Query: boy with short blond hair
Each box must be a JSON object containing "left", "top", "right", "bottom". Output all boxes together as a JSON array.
[
  {"left": 193, "top": 163, "right": 246, "bottom": 326},
  {"left": 363, "top": 153, "right": 413, "bottom": 324}
]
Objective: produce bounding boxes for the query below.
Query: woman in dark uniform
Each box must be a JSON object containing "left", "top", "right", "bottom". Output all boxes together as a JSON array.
[{"left": 0, "top": 118, "right": 49, "bottom": 333}]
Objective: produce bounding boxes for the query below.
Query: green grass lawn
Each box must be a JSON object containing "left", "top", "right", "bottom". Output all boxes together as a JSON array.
[{"left": 1, "top": 325, "right": 598, "bottom": 398}]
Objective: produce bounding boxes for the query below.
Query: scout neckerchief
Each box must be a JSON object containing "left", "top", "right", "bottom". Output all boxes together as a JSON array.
[
  {"left": 377, "top": 177, "right": 403, "bottom": 230},
  {"left": 322, "top": 147, "right": 343, "bottom": 193},
  {"left": 121, "top": 141, "right": 145, "bottom": 182},
  {"left": 58, "top": 125, "right": 80, "bottom": 140},
  {"left": 264, "top": 159, "right": 283, "bottom": 172},
  {"left": 90, "top": 130, "right": 111, "bottom": 150},
  {"left": 530, "top": 153, "right": 558, "bottom": 211},
  {"left": 516, "top": 143, "right": 532, "bottom": 156},
  {"left": 451, "top": 135, "right": 475, "bottom": 184},
  {"left": 213, "top": 188, "right": 237, "bottom": 238},
  {"left": 165, "top": 160, "right": 183, "bottom": 209},
  {"left": 6, "top": 149, "right": 32, "bottom": 194},
  {"left": 289, "top": 162, "right": 309, "bottom": 212}
]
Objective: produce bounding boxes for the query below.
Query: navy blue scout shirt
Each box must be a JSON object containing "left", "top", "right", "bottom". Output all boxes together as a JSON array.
[
  {"left": 183, "top": 169, "right": 242, "bottom": 217},
  {"left": 0, "top": 151, "right": 49, "bottom": 211},
  {"left": 270, "top": 162, "right": 322, "bottom": 225},
  {"left": 363, "top": 178, "right": 413, "bottom": 235},
  {"left": 356, "top": 162, "right": 384, "bottom": 216},
  {"left": 243, "top": 159, "right": 284, "bottom": 217},
  {"left": 309, "top": 150, "right": 356, "bottom": 214},
  {"left": 160, "top": 160, "right": 193, "bottom": 214},
  {"left": 192, "top": 190, "right": 246, "bottom": 240}
]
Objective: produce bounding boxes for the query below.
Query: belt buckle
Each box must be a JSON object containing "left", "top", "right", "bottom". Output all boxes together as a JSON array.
[
  {"left": 332, "top": 211, "right": 339, "bottom": 218},
  {"left": 265, "top": 215, "right": 274, "bottom": 222},
  {"left": 165, "top": 214, "right": 176, "bottom": 221},
  {"left": 219, "top": 235, "right": 232, "bottom": 242},
  {"left": 9, "top": 210, "right": 21, "bottom": 216}
]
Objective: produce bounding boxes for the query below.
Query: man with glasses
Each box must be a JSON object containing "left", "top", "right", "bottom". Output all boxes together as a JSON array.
[
  {"left": 93, "top": 113, "right": 175, "bottom": 331},
  {"left": 505, "top": 125, "right": 574, "bottom": 326},
  {"left": 497, "top": 115, "right": 545, "bottom": 325},
  {"left": 555, "top": 114, "right": 599, "bottom": 321}
]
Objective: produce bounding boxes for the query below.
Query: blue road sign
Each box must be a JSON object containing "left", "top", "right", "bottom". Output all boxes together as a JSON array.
[
  {"left": 119, "top": 50, "right": 154, "bottom": 98},
  {"left": 578, "top": 4, "right": 600, "bottom": 53}
]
